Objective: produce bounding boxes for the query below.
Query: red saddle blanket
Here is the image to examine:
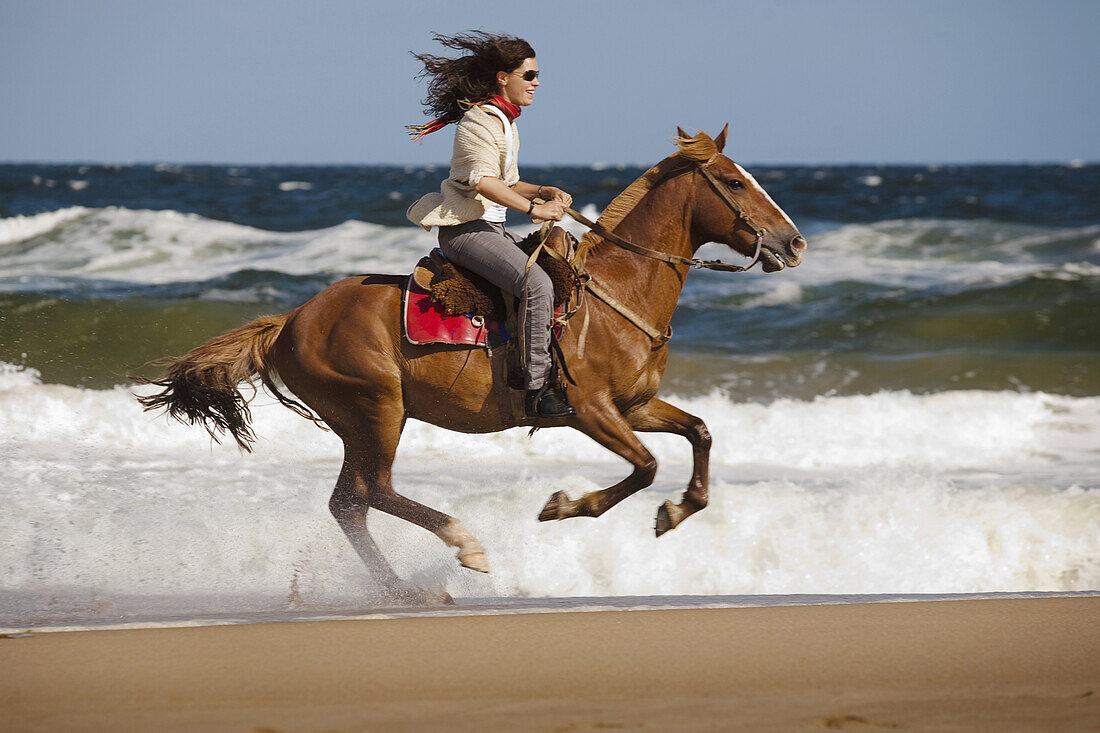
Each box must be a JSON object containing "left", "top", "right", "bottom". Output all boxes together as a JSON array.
[
  {"left": 402, "top": 274, "right": 566, "bottom": 348},
  {"left": 403, "top": 275, "right": 508, "bottom": 347}
]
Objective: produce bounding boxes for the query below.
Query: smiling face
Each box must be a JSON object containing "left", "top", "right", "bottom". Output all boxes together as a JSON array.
[{"left": 496, "top": 57, "right": 539, "bottom": 107}]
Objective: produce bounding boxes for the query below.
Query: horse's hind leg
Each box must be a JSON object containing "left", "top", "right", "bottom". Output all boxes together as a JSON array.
[
  {"left": 370, "top": 475, "right": 490, "bottom": 575},
  {"left": 328, "top": 455, "right": 411, "bottom": 596},
  {"left": 538, "top": 399, "right": 658, "bottom": 521},
  {"left": 337, "top": 399, "right": 490, "bottom": 576},
  {"left": 625, "top": 398, "right": 711, "bottom": 537}
]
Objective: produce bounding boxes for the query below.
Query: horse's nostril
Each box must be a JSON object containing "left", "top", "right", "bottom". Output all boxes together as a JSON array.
[{"left": 790, "top": 235, "right": 807, "bottom": 255}]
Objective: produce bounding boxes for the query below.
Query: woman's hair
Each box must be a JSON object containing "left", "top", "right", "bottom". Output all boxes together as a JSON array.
[{"left": 411, "top": 32, "right": 535, "bottom": 128}]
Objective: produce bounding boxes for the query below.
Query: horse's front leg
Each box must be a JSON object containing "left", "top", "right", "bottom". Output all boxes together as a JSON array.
[
  {"left": 538, "top": 399, "right": 658, "bottom": 521},
  {"left": 624, "top": 398, "right": 711, "bottom": 536}
]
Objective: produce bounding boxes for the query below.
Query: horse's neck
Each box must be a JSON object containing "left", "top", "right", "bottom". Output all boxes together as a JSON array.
[{"left": 584, "top": 173, "right": 696, "bottom": 327}]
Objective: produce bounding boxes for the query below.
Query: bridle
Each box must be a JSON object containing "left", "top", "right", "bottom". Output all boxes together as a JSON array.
[
  {"left": 530, "top": 155, "right": 773, "bottom": 358},
  {"left": 564, "top": 155, "right": 769, "bottom": 273}
]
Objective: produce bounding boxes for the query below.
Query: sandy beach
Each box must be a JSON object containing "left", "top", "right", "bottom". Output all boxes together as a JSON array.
[{"left": 2, "top": 596, "right": 1098, "bottom": 731}]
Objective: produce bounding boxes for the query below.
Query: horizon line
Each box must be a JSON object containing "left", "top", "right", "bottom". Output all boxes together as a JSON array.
[{"left": 1, "top": 158, "right": 1096, "bottom": 168}]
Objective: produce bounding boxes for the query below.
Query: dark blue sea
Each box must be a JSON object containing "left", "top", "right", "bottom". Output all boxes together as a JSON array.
[{"left": 1, "top": 161, "right": 1097, "bottom": 395}]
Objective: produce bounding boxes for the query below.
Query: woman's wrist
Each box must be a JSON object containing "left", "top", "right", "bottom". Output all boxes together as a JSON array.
[
  {"left": 526, "top": 200, "right": 535, "bottom": 215},
  {"left": 537, "top": 185, "right": 544, "bottom": 199}
]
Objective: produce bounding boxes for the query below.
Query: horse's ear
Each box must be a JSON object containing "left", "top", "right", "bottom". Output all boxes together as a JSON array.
[
  {"left": 676, "top": 126, "right": 689, "bottom": 139},
  {"left": 714, "top": 123, "right": 729, "bottom": 153}
]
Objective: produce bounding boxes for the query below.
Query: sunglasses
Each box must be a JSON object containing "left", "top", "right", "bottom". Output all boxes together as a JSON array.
[{"left": 513, "top": 69, "right": 539, "bottom": 82}]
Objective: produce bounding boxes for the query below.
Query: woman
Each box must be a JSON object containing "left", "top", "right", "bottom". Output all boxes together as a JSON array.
[{"left": 406, "top": 32, "right": 575, "bottom": 419}]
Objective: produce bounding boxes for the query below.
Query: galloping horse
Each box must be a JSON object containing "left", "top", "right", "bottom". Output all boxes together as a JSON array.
[{"left": 140, "top": 126, "right": 805, "bottom": 599}]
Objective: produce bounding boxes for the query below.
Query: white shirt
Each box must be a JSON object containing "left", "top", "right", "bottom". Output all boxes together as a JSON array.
[{"left": 479, "top": 104, "right": 514, "bottom": 224}]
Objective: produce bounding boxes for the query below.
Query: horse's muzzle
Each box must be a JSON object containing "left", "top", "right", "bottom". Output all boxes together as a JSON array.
[
  {"left": 789, "top": 235, "right": 807, "bottom": 258},
  {"left": 780, "top": 235, "right": 806, "bottom": 268},
  {"left": 760, "top": 234, "right": 805, "bottom": 272}
]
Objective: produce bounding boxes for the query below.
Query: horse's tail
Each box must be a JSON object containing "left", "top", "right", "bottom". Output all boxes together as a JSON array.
[{"left": 135, "top": 313, "right": 322, "bottom": 451}]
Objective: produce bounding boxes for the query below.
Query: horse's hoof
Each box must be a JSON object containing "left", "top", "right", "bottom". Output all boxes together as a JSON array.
[
  {"left": 391, "top": 584, "right": 453, "bottom": 606},
  {"left": 458, "top": 551, "right": 490, "bottom": 573},
  {"left": 422, "top": 589, "right": 455, "bottom": 605},
  {"left": 655, "top": 499, "right": 683, "bottom": 537},
  {"left": 538, "top": 490, "right": 570, "bottom": 521}
]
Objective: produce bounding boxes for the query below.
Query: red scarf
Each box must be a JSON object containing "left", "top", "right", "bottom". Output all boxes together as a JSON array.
[
  {"left": 406, "top": 95, "right": 520, "bottom": 141},
  {"left": 486, "top": 94, "right": 521, "bottom": 121}
]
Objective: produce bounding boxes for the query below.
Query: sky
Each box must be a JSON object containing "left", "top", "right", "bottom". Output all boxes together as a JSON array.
[{"left": 1, "top": 0, "right": 1097, "bottom": 165}]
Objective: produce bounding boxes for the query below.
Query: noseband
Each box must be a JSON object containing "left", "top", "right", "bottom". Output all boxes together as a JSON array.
[
  {"left": 564, "top": 156, "right": 767, "bottom": 273},
  {"left": 694, "top": 160, "right": 767, "bottom": 271}
]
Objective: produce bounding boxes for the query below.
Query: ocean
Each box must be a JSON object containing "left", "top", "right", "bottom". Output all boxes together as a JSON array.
[{"left": 1, "top": 161, "right": 1098, "bottom": 630}]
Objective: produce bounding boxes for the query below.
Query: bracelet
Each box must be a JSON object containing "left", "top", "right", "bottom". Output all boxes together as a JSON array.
[
  {"left": 537, "top": 185, "right": 544, "bottom": 199},
  {"left": 526, "top": 200, "right": 535, "bottom": 215}
]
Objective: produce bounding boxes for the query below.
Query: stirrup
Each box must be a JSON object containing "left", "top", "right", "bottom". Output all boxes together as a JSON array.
[{"left": 525, "top": 385, "right": 576, "bottom": 418}]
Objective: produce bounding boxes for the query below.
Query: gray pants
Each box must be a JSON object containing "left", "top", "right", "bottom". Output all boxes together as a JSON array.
[{"left": 437, "top": 220, "right": 552, "bottom": 390}]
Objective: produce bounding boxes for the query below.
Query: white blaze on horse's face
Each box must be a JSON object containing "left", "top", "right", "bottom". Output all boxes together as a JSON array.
[
  {"left": 722, "top": 160, "right": 805, "bottom": 272},
  {"left": 730, "top": 163, "right": 797, "bottom": 232}
]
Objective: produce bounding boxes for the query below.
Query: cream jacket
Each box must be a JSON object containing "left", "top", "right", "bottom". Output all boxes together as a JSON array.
[{"left": 406, "top": 105, "right": 521, "bottom": 230}]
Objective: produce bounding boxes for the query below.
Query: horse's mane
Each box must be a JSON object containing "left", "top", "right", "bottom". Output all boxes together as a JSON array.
[{"left": 575, "top": 129, "right": 719, "bottom": 260}]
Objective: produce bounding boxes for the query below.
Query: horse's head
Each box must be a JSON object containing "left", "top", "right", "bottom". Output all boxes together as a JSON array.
[{"left": 677, "top": 125, "right": 805, "bottom": 272}]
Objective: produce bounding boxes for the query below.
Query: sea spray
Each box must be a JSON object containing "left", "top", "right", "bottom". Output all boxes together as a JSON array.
[{"left": 2, "top": 368, "right": 1096, "bottom": 624}]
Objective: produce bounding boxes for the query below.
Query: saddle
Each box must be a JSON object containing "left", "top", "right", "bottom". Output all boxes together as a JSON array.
[{"left": 403, "top": 226, "right": 579, "bottom": 349}]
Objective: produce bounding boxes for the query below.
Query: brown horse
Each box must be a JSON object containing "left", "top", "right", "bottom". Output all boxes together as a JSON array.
[{"left": 139, "top": 126, "right": 805, "bottom": 601}]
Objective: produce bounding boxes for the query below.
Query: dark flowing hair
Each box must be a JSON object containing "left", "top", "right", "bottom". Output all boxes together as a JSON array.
[{"left": 407, "top": 32, "right": 535, "bottom": 138}]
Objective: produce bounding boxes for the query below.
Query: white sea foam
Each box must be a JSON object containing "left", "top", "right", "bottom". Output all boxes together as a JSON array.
[
  {"left": 4, "top": 363, "right": 1094, "bottom": 472},
  {"left": 1, "top": 362, "right": 1097, "bottom": 624},
  {"left": 690, "top": 218, "right": 1100, "bottom": 299},
  {"left": 2, "top": 208, "right": 1093, "bottom": 297},
  {"left": 0, "top": 206, "right": 90, "bottom": 248},
  {"left": 742, "top": 280, "right": 803, "bottom": 307},
  {"left": 0, "top": 207, "right": 435, "bottom": 287},
  {"left": 0, "top": 206, "right": 598, "bottom": 292}
]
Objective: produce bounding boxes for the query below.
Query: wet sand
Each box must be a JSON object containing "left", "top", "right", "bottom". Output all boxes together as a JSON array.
[{"left": 2, "top": 597, "right": 1098, "bottom": 732}]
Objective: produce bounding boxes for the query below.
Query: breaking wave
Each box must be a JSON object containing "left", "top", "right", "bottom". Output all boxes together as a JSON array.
[{"left": 2, "top": 363, "right": 1096, "bottom": 625}]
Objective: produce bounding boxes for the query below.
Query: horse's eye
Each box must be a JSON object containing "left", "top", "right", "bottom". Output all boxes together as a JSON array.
[{"left": 727, "top": 180, "right": 744, "bottom": 190}]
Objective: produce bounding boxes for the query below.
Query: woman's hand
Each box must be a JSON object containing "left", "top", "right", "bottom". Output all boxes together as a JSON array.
[
  {"left": 539, "top": 186, "right": 573, "bottom": 207},
  {"left": 532, "top": 201, "right": 566, "bottom": 221}
]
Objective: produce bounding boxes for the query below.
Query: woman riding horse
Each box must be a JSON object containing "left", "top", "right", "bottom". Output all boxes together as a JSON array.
[
  {"left": 406, "top": 32, "right": 575, "bottom": 418},
  {"left": 138, "top": 118, "right": 806, "bottom": 597}
]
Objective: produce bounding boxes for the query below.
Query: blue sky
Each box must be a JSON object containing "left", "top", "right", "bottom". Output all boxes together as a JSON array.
[{"left": 1, "top": 0, "right": 1097, "bottom": 165}]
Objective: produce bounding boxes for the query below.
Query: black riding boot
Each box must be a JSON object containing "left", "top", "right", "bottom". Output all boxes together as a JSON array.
[{"left": 525, "top": 385, "right": 576, "bottom": 418}]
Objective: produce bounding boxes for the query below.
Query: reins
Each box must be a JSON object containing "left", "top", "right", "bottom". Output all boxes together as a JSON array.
[
  {"left": 530, "top": 157, "right": 768, "bottom": 357},
  {"left": 563, "top": 204, "right": 761, "bottom": 273}
]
